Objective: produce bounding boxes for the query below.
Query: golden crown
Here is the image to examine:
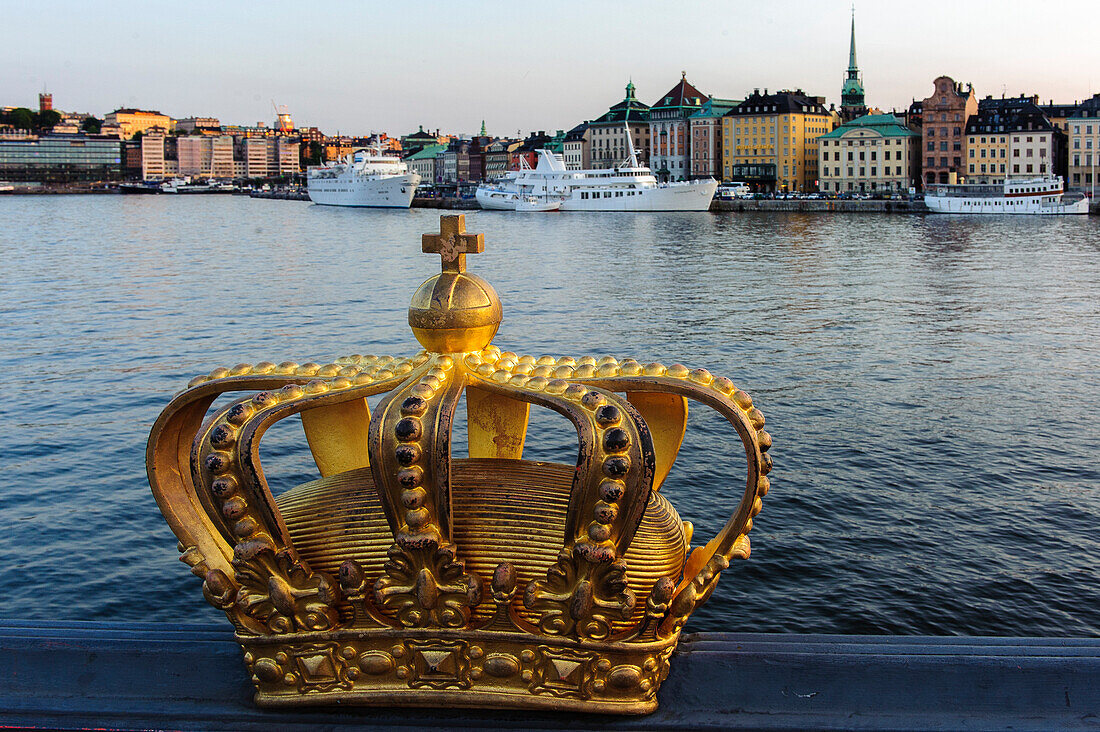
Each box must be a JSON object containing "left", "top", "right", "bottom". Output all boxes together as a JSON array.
[{"left": 147, "top": 215, "right": 773, "bottom": 714}]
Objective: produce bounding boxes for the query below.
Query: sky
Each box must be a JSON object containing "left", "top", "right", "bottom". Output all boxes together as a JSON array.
[{"left": 3, "top": 0, "right": 1099, "bottom": 137}]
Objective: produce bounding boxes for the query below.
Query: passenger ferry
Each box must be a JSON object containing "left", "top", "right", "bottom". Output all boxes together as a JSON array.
[
  {"left": 476, "top": 149, "right": 716, "bottom": 212},
  {"left": 307, "top": 146, "right": 420, "bottom": 208},
  {"left": 925, "top": 176, "right": 1088, "bottom": 215}
]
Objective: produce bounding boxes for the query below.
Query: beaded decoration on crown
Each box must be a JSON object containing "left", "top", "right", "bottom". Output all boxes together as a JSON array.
[{"left": 147, "top": 215, "right": 773, "bottom": 714}]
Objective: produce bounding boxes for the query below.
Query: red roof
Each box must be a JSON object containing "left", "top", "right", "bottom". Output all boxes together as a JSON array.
[{"left": 652, "top": 74, "right": 707, "bottom": 110}]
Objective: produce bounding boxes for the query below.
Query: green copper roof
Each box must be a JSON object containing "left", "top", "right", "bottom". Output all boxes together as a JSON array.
[
  {"left": 819, "top": 113, "right": 917, "bottom": 139},
  {"left": 848, "top": 12, "right": 858, "bottom": 73},
  {"left": 405, "top": 143, "right": 446, "bottom": 159},
  {"left": 591, "top": 80, "right": 650, "bottom": 126},
  {"left": 689, "top": 97, "right": 742, "bottom": 119}
]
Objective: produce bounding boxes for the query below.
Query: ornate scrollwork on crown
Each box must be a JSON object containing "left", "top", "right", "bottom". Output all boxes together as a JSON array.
[
  {"left": 148, "top": 352, "right": 431, "bottom": 635},
  {"left": 455, "top": 346, "right": 773, "bottom": 641},
  {"left": 368, "top": 355, "right": 483, "bottom": 629}
]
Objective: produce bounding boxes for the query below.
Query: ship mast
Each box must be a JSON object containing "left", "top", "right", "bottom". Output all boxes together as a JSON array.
[{"left": 624, "top": 123, "right": 639, "bottom": 168}]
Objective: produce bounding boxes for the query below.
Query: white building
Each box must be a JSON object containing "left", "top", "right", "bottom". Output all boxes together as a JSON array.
[{"left": 649, "top": 73, "right": 707, "bottom": 181}]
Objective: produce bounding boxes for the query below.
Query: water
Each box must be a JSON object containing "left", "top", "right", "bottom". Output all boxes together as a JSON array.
[{"left": 2, "top": 195, "right": 1098, "bottom": 636}]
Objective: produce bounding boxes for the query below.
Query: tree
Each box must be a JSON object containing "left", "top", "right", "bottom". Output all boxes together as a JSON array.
[
  {"left": 33, "top": 109, "right": 61, "bottom": 131},
  {"left": 81, "top": 116, "right": 103, "bottom": 134},
  {"left": 10, "top": 107, "right": 34, "bottom": 131}
]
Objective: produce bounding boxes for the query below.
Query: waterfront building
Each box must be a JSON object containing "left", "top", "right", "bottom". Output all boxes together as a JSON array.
[
  {"left": 141, "top": 132, "right": 167, "bottom": 179},
  {"left": 0, "top": 132, "right": 120, "bottom": 182},
  {"left": 817, "top": 113, "right": 919, "bottom": 193},
  {"left": 176, "top": 117, "right": 220, "bottom": 134},
  {"left": 689, "top": 97, "right": 740, "bottom": 179},
  {"left": 721, "top": 88, "right": 835, "bottom": 192},
  {"left": 177, "top": 135, "right": 234, "bottom": 178},
  {"left": 840, "top": 10, "right": 867, "bottom": 121},
  {"left": 588, "top": 81, "right": 651, "bottom": 169},
  {"left": 1068, "top": 93, "right": 1100, "bottom": 192},
  {"left": 297, "top": 126, "right": 326, "bottom": 145},
  {"left": 405, "top": 143, "right": 445, "bottom": 184},
  {"left": 1040, "top": 101, "right": 1079, "bottom": 137},
  {"left": 545, "top": 129, "right": 567, "bottom": 155},
  {"left": 467, "top": 136, "right": 492, "bottom": 184},
  {"left": 440, "top": 139, "right": 470, "bottom": 185},
  {"left": 965, "top": 96, "right": 1063, "bottom": 184},
  {"left": 649, "top": 73, "right": 707, "bottom": 181},
  {"left": 563, "top": 122, "right": 590, "bottom": 170},
  {"left": 121, "top": 139, "right": 142, "bottom": 178},
  {"left": 903, "top": 99, "right": 923, "bottom": 130},
  {"left": 401, "top": 126, "right": 444, "bottom": 154},
  {"left": 105, "top": 108, "right": 175, "bottom": 139},
  {"left": 920, "top": 76, "right": 978, "bottom": 186},
  {"left": 324, "top": 137, "right": 359, "bottom": 161},
  {"left": 510, "top": 131, "right": 553, "bottom": 170},
  {"left": 273, "top": 137, "right": 300, "bottom": 176},
  {"left": 243, "top": 137, "right": 270, "bottom": 178},
  {"left": 483, "top": 139, "right": 519, "bottom": 180}
]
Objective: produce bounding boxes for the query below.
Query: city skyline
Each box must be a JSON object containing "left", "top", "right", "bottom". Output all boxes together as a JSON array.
[{"left": 4, "top": 0, "right": 1100, "bottom": 137}]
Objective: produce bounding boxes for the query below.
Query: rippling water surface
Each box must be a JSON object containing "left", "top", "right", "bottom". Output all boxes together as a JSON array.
[{"left": 2, "top": 195, "right": 1098, "bottom": 636}]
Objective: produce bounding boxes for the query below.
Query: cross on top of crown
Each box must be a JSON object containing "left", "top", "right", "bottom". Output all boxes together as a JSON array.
[{"left": 422, "top": 215, "right": 484, "bottom": 273}]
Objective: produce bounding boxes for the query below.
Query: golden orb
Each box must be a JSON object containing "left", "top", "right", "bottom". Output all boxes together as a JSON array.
[{"left": 408, "top": 271, "right": 502, "bottom": 353}]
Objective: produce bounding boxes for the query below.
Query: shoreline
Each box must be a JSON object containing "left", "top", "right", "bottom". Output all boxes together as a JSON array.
[{"left": 5, "top": 185, "right": 1098, "bottom": 214}]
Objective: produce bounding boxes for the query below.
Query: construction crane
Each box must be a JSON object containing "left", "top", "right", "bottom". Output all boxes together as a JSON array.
[{"left": 271, "top": 100, "right": 293, "bottom": 133}]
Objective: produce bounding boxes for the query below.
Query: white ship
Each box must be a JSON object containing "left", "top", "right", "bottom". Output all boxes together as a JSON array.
[
  {"left": 925, "top": 176, "right": 1088, "bottom": 215},
  {"left": 307, "top": 146, "right": 420, "bottom": 208},
  {"left": 476, "top": 131, "right": 716, "bottom": 212}
]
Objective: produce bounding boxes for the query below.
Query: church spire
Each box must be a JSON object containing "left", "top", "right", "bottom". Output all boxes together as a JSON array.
[
  {"left": 479, "top": 120, "right": 487, "bottom": 136},
  {"left": 848, "top": 6, "right": 858, "bottom": 74},
  {"left": 841, "top": 5, "right": 865, "bottom": 115}
]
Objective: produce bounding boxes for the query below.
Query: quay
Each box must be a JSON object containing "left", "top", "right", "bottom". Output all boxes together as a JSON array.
[
  {"left": 1, "top": 622, "right": 1097, "bottom": 730},
  {"left": 711, "top": 198, "right": 930, "bottom": 213},
  {"left": 248, "top": 188, "right": 309, "bottom": 201},
  {"left": 4, "top": 185, "right": 1099, "bottom": 213}
]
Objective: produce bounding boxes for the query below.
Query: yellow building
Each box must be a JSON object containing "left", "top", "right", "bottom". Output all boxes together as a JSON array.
[
  {"left": 965, "top": 96, "right": 1061, "bottom": 185},
  {"left": 105, "top": 108, "right": 175, "bottom": 139},
  {"left": 818, "top": 113, "right": 920, "bottom": 193},
  {"left": 1068, "top": 93, "right": 1100, "bottom": 192},
  {"left": 721, "top": 89, "right": 835, "bottom": 192},
  {"left": 964, "top": 132, "right": 1008, "bottom": 184}
]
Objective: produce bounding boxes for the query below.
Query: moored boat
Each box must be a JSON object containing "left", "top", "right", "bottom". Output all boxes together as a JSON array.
[
  {"left": 515, "top": 195, "right": 562, "bottom": 212},
  {"left": 118, "top": 181, "right": 162, "bottom": 194},
  {"left": 307, "top": 146, "right": 420, "bottom": 208},
  {"left": 925, "top": 176, "right": 1088, "bottom": 214},
  {"left": 477, "top": 141, "right": 716, "bottom": 212}
]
